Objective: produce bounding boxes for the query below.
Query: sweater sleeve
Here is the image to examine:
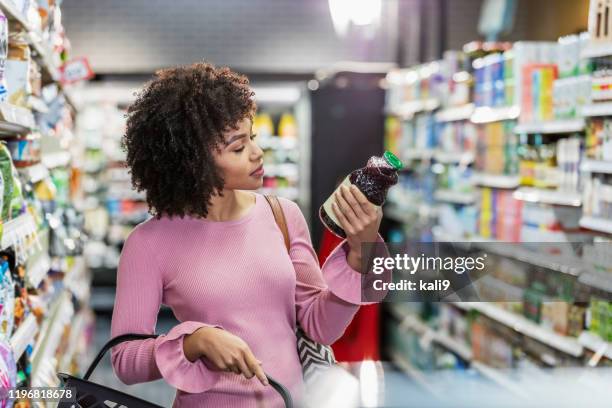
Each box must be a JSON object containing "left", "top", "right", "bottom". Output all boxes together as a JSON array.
[
  {"left": 110, "top": 226, "right": 222, "bottom": 393},
  {"left": 280, "top": 199, "right": 391, "bottom": 346}
]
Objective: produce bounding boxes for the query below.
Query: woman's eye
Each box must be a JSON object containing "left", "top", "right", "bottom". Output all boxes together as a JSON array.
[
  {"left": 250, "top": 133, "right": 257, "bottom": 140},
  {"left": 234, "top": 146, "right": 245, "bottom": 153}
]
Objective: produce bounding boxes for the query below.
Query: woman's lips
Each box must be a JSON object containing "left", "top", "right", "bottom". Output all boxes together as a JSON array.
[{"left": 250, "top": 165, "right": 264, "bottom": 177}]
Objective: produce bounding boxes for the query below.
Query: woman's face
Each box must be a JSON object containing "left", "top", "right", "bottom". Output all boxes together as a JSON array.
[{"left": 214, "top": 117, "right": 265, "bottom": 191}]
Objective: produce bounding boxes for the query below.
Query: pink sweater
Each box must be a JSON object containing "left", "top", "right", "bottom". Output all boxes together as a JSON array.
[{"left": 110, "top": 193, "right": 382, "bottom": 407}]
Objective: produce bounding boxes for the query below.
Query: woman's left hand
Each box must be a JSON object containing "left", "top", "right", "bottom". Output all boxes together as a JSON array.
[{"left": 331, "top": 184, "right": 383, "bottom": 273}]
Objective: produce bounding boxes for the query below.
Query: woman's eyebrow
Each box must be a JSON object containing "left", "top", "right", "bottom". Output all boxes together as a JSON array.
[{"left": 224, "top": 133, "right": 247, "bottom": 146}]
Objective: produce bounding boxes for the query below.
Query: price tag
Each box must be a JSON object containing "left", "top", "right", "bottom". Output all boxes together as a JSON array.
[{"left": 60, "top": 57, "right": 94, "bottom": 84}]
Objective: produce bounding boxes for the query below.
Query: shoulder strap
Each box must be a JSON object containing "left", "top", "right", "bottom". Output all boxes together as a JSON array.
[{"left": 264, "top": 195, "right": 290, "bottom": 253}]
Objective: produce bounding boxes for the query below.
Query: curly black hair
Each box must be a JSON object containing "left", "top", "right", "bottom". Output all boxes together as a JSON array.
[{"left": 122, "top": 62, "right": 256, "bottom": 219}]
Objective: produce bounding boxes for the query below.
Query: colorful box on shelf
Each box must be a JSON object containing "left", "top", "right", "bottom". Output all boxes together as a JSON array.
[
  {"left": 471, "top": 105, "right": 520, "bottom": 124},
  {"left": 0, "top": 102, "right": 35, "bottom": 134},
  {"left": 513, "top": 187, "right": 582, "bottom": 206}
]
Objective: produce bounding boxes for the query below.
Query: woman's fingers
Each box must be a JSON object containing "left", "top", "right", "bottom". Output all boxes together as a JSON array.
[
  {"left": 244, "top": 349, "right": 269, "bottom": 386},
  {"left": 334, "top": 186, "right": 359, "bottom": 224},
  {"left": 341, "top": 185, "right": 369, "bottom": 219},
  {"left": 332, "top": 201, "right": 354, "bottom": 236},
  {"left": 349, "top": 185, "right": 378, "bottom": 218},
  {"left": 235, "top": 355, "right": 253, "bottom": 378}
]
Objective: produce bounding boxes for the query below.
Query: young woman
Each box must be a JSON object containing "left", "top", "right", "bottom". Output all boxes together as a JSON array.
[{"left": 110, "top": 62, "right": 386, "bottom": 407}]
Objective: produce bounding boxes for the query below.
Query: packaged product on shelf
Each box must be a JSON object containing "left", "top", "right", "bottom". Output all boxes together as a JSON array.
[
  {"left": 5, "top": 29, "right": 31, "bottom": 108},
  {"left": 585, "top": 117, "right": 612, "bottom": 160},
  {"left": 5, "top": 137, "right": 41, "bottom": 168},
  {"left": 0, "top": 339, "right": 17, "bottom": 406},
  {"left": 253, "top": 113, "right": 274, "bottom": 139},
  {"left": 277, "top": 112, "right": 297, "bottom": 139},
  {"left": 320, "top": 151, "right": 402, "bottom": 238},
  {"left": 0, "top": 11, "right": 8, "bottom": 104},
  {"left": 0, "top": 260, "right": 14, "bottom": 341}
]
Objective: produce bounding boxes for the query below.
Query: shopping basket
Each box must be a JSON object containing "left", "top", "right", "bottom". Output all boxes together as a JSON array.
[{"left": 57, "top": 333, "right": 294, "bottom": 407}]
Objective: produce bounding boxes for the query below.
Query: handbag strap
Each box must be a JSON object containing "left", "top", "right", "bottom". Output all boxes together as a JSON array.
[
  {"left": 83, "top": 332, "right": 294, "bottom": 408},
  {"left": 264, "top": 195, "right": 290, "bottom": 252}
]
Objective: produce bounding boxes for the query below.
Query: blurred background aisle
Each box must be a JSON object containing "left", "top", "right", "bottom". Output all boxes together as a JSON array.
[{"left": 0, "top": 0, "right": 610, "bottom": 407}]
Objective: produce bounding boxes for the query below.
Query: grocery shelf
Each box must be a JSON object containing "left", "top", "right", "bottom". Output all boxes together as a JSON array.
[
  {"left": 470, "top": 105, "right": 520, "bottom": 124},
  {"left": 512, "top": 187, "right": 582, "bottom": 207},
  {"left": 471, "top": 173, "right": 520, "bottom": 189},
  {"left": 386, "top": 99, "right": 440, "bottom": 119},
  {"left": 431, "top": 226, "right": 584, "bottom": 276},
  {"left": 10, "top": 314, "right": 38, "bottom": 360},
  {"left": 470, "top": 362, "right": 528, "bottom": 398},
  {"left": 581, "top": 102, "right": 612, "bottom": 117},
  {"left": 579, "top": 216, "right": 612, "bottom": 235},
  {"left": 433, "top": 150, "right": 474, "bottom": 164},
  {"left": 0, "top": 102, "right": 35, "bottom": 135},
  {"left": 390, "top": 351, "right": 439, "bottom": 396},
  {"left": 26, "top": 253, "right": 51, "bottom": 289},
  {"left": 514, "top": 119, "right": 585, "bottom": 134},
  {"left": 452, "top": 302, "right": 583, "bottom": 357},
  {"left": 18, "top": 163, "right": 49, "bottom": 184},
  {"left": 384, "top": 204, "right": 437, "bottom": 223},
  {"left": 581, "top": 42, "right": 612, "bottom": 59},
  {"left": 435, "top": 104, "right": 475, "bottom": 123},
  {"left": 59, "top": 310, "right": 87, "bottom": 373},
  {"left": 578, "top": 269, "right": 612, "bottom": 294},
  {"left": 403, "top": 149, "right": 435, "bottom": 161},
  {"left": 0, "top": 0, "right": 30, "bottom": 30},
  {"left": 391, "top": 304, "right": 473, "bottom": 362},
  {"left": 580, "top": 159, "right": 612, "bottom": 174},
  {"left": 258, "top": 136, "right": 298, "bottom": 150},
  {"left": 2, "top": 213, "right": 37, "bottom": 250},
  {"left": 578, "top": 332, "right": 612, "bottom": 361},
  {"left": 41, "top": 151, "right": 71, "bottom": 169},
  {"left": 433, "top": 189, "right": 476, "bottom": 205}
]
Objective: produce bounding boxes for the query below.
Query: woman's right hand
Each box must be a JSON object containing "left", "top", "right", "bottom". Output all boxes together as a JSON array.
[{"left": 183, "top": 326, "right": 269, "bottom": 386}]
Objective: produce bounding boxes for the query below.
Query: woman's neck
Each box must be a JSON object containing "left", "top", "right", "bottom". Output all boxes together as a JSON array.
[{"left": 205, "top": 190, "right": 255, "bottom": 221}]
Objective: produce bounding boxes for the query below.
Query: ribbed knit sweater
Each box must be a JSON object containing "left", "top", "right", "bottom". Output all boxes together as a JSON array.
[{"left": 110, "top": 193, "right": 382, "bottom": 407}]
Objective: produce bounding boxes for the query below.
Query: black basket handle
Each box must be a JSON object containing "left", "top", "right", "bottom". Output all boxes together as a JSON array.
[{"left": 86, "top": 333, "right": 294, "bottom": 408}]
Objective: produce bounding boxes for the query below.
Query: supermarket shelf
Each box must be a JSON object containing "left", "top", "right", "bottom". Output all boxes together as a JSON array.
[
  {"left": 581, "top": 102, "right": 612, "bottom": 117},
  {"left": 26, "top": 254, "right": 51, "bottom": 289},
  {"left": 433, "top": 189, "right": 476, "bottom": 205},
  {"left": 18, "top": 163, "right": 49, "bottom": 184},
  {"left": 258, "top": 136, "right": 298, "bottom": 150},
  {"left": 578, "top": 332, "right": 612, "bottom": 361},
  {"left": 41, "top": 151, "right": 71, "bottom": 169},
  {"left": 0, "top": 0, "right": 29, "bottom": 28},
  {"left": 514, "top": 119, "right": 585, "bottom": 134},
  {"left": 578, "top": 269, "right": 612, "bottom": 294},
  {"left": 580, "top": 159, "right": 612, "bottom": 174},
  {"left": 59, "top": 310, "right": 87, "bottom": 373},
  {"left": 581, "top": 42, "right": 612, "bottom": 59},
  {"left": 470, "top": 105, "right": 520, "bottom": 124},
  {"left": 453, "top": 302, "right": 583, "bottom": 357},
  {"left": 31, "top": 291, "right": 74, "bottom": 387},
  {"left": 384, "top": 204, "right": 437, "bottom": 223},
  {"left": 390, "top": 351, "right": 439, "bottom": 396},
  {"left": 2, "top": 213, "right": 37, "bottom": 250},
  {"left": 10, "top": 314, "right": 38, "bottom": 360},
  {"left": 471, "top": 173, "right": 520, "bottom": 189},
  {"left": 0, "top": 102, "right": 35, "bottom": 135},
  {"left": 390, "top": 304, "right": 473, "bottom": 362},
  {"left": 579, "top": 216, "right": 612, "bottom": 235},
  {"left": 386, "top": 99, "right": 440, "bottom": 119},
  {"left": 470, "top": 362, "right": 528, "bottom": 398},
  {"left": 403, "top": 149, "right": 435, "bottom": 161},
  {"left": 435, "top": 104, "right": 475, "bottom": 123},
  {"left": 433, "top": 150, "right": 474, "bottom": 164},
  {"left": 264, "top": 163, "right": 299, "bottom": 178},
  {"left": 512, "top": 187, "right": 582, "bottom": 207},
  {"left": 432, "top": 226, "right": 584, "bottom": 276}
]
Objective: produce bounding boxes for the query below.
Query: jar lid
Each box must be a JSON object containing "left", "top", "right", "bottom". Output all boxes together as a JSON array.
[{"left": 383, "top": 151, "right": 403, "bottom": 170}]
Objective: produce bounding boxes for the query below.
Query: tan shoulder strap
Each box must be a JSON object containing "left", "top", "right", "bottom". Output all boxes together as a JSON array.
[{"left": 264, "top": 195, "right": 290, "bottom": 253}]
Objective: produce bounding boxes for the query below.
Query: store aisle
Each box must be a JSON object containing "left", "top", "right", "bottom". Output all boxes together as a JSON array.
[{"left": 90, "top": 315, "right": 178, "bottom": 407}]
